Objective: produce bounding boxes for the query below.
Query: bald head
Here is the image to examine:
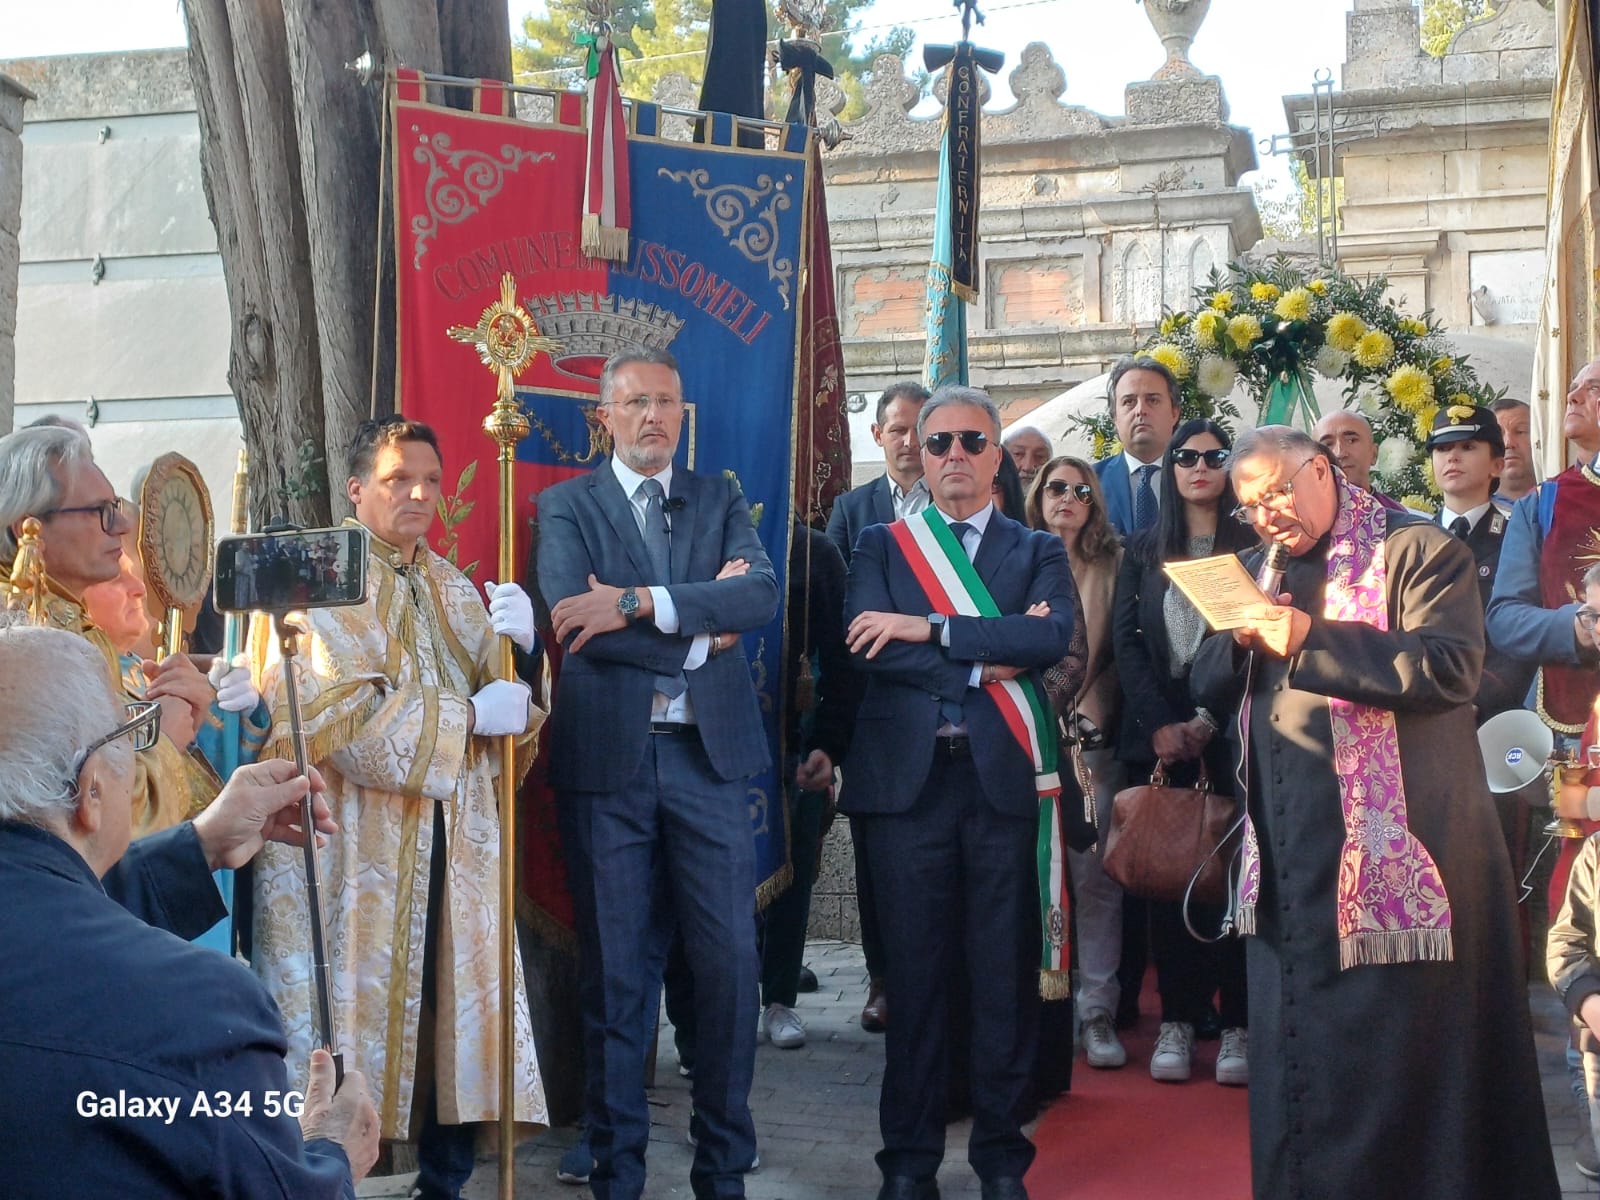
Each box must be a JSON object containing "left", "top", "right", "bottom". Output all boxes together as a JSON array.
[
  {"left": 1313, "top": 410, "right": 1379, "bottom": 490},
  {"left": 0, "top": 621, "right": 127, "bottom": 835}
]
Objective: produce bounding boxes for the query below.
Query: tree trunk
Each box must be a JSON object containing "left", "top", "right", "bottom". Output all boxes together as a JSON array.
[{"left": 181, "top": 0, "right": 512, "bottom": 524}]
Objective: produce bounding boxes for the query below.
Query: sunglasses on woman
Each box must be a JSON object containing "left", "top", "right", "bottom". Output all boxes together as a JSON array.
[
  {"left": 923, "top": 430, "right": 988, "bottom": 457},
  {"left": 1171, "top": 448, "right": 1230, "bottom": 470},
  {"left": 1042, "top": 481, "right": 1094, "bottom": 504}
]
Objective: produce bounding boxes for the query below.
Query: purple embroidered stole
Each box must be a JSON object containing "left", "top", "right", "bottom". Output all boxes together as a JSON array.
[{"left": 1236, "top": 482, "right": 1454, "bottom": 968}]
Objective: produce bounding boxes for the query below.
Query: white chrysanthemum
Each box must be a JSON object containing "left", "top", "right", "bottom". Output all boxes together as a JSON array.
[
  {"left": 1196, "top": 354, "right": 1239, "bottom": 399},
  {"left": 1376, "top": 435, "right": 1415, "bottom": 477},
  {"left": 1314, "top": 345, "right": 1351, "bottom": 380},
  {"left": 1356, "top": 388, "right": 1385, "bottom": 418}
]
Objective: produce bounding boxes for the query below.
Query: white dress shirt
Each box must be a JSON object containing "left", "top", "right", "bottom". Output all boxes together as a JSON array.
[
  {"left": 890, "top": 475, "right": 931, "bottom": 519},
  {"left": 1439, "top": 499, "right": 1493, "bottom": 536},
  {"left": 1123, "top": 450, "right": 1163, "bottom": 514},
  {"left": 610, "top": 457, "right": 711, "bottom": 722},
  {"left": 929, "top": 503, "right": 995, "bottom": 732}
]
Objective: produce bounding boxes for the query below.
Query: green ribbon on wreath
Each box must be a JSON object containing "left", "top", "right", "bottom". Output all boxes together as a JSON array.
[{"left": 1261, "top": 369, "right": 1320, "bottom": 430}]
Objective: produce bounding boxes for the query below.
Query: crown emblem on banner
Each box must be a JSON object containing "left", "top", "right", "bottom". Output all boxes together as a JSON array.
[{"left": 525, "top": 293, "right": 686, "bottom": 380}]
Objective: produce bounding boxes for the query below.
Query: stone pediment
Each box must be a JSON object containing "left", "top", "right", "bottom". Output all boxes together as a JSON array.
[{"left": 829, "top": 45, "right": 1107, "bottom": 158}]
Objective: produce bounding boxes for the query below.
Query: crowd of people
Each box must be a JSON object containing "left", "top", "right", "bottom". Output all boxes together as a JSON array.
[{"left": 7, "top": 344, "right": 1600, "bottom": 1199}]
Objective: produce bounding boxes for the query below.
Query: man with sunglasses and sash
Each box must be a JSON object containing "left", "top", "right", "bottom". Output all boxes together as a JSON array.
[
  {"left": 1190, "top": 424, "right": 1557, "bottom": 1200},
  {"left": 0, "top": 425, "right": 223, "bottom": 833},
  {"left": 843, "top": 384, "right": 1075, "bottom": 1200}
]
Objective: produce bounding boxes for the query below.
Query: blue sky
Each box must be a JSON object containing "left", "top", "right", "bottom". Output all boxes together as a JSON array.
[{"left": 0, "top": 0, "right": 1357, "bottom": 195}]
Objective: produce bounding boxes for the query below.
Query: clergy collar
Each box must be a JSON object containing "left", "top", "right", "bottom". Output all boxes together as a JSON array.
[
  {"left": 1439, "top": 500, "right": 1493, "bottom": 531},
  {"left": 931, "top": 501, "right": 995, "bottom": 534},
  {"left": 354, "top": 518, "right": 428, "bottom": 572},
  {"left": 611, "top": 455, "right": 673, "bottom": 501}
]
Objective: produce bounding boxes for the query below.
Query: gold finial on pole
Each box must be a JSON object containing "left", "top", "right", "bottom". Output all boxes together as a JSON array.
[
  {"left": 449, "top": 272, "right": 559, "bottom": 1200},
  {"left": 7, "top": 516, "right": 49, "bottom": 625}
]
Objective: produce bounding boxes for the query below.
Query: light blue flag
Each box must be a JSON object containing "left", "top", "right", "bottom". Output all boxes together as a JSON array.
[{"left": 922, "top": 109, "right": 969, "bottom": 392}]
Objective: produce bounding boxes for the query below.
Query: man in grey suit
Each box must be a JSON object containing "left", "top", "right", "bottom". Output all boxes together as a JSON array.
[
  {"left": 825, "top": 379, "right": 930, "bottom": 1032},
  {"left": 537, "top": 348, "right": 779, "bottom": 1200}
]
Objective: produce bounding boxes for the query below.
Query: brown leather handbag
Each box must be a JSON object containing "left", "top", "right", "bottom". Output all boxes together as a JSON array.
[{"left": 1102, "top": 763, "right": 1242, "bottom": 905}]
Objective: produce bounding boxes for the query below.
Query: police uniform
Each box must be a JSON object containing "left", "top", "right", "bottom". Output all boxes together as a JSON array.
[{"left": 1427, "top": 404, "right": 1533, "bottom": 721}]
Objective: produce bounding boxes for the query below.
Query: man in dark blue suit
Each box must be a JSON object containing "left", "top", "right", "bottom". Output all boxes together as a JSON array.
[
  {"left": 825, "top": 379, "right": 929, "bottom": 1032},
  {"left": 537, "top": 349, "right": 779, "bottom": 1200},
  {"left": 843, "top": 385, "right": 1076, "bottom": 1200},
  {"left": 1093, "top": 356, "right": 1183, "bottom": 536}
]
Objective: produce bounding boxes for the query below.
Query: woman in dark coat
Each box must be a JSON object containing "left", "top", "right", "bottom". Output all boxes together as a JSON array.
[
  {"left": 1190, "top": 424, "right": 1557, "bottom": 1200},
  {"left": 1112, "top": 418, "right": 1253, "bottom": 1085}
]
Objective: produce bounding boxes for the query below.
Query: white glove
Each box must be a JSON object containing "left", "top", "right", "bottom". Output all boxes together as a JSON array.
[
  {"left": 483, "top": 580, "right": 538, "bottom": 653},
  {"left": 207, "top": 653, "right": 261, "bottom": 714},
  {"left": 470, "top": 679, "right": 532, "bottom": 737}
]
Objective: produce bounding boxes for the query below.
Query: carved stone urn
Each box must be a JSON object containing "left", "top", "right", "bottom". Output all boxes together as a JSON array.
[{"left": 1140, "top": 0, "right": 1213, "bottom": 80}]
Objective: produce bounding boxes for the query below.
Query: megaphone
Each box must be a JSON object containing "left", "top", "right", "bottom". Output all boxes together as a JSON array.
[{"left": 1477, "top": 708, "right": 1553, "bottom": 794}]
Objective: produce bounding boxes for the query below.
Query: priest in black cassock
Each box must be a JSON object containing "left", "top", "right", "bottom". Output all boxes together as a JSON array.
[{"left": 1190, "top": 425, "right": 1558, "bottom": 1200}]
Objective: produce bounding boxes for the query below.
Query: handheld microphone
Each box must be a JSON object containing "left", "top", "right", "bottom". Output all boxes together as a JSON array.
[{"left": 1256, "top": 541, "right": 1289, "bottom": 601}]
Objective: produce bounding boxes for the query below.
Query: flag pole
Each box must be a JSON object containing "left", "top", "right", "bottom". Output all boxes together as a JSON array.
[{"left": 447, "top": 273, "right": 560, "bottom": 1200}]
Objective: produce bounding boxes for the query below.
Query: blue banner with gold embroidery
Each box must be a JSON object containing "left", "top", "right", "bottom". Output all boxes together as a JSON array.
[{"left": 394, "top": 77, "right": 810, "bottom": 923}]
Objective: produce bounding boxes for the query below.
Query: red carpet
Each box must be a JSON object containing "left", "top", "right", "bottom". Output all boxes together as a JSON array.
[{"left": 1026, "top": 1008, "right": 1252, "bottom": 1200}]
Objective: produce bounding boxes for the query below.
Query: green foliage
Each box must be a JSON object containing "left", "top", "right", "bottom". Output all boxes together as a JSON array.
[
  {"left": 1421, "top": 0, "right": 1495, "bottom": 57},
  {"left": 1253, "top": 158, "right": 1345, "bottom": 243},
  {"left": 511, "top": 0, "right": 918, "bottom": 120},
  {"left": 275, "top": 439, "right": 326, "bottom": 505},
  {"left": 1070, "top": 257, "right": 1507, "bottom": 508}
]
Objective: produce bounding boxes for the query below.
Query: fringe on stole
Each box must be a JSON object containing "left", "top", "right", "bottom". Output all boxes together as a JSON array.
[
  {"left": 1339, "top": 927, "right": 1454, "bottom": 970},
  {"left": 753, "top": 861, "right": 795, "bottom": 914},
  {"left": 1234, "top": 904, "right": 1257, "bottom": 937},
  {"left": 262, "top": 707, "right": 369, "bottom": 775},
  {"left": 1039, "top": 968, "right": 1073, "bottom": 1002}
]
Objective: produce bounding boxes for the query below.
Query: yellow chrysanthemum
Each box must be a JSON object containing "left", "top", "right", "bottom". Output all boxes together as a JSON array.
[
  {"left": 1354, "top": 329, "right": 1396, "bottom": 369},
  {"left": 1209, "top": 291, "right": 1234, "bottom": 312},
  {"left": 1326, "top": 312, "right": 1367, "bottom": 352},
  {"left": 1431, "top": 356, "right": 1453, "bottom": 376},
  {"left": 1386, "top": 362, "right": 1435, "bottom": 413},
  {"left": 1091, "top": 431, "right": 1110, "bottom": 460},
  {"left": 1226, "top": 314, "right": 1263, "bottom": 350},
  {"left": 1400, "top": 317, "right": 1429, "bottom": 337},
  {"left": 1402, "top": 494, "right": 1438, "bottom": 514},
  {"left": 1274, "top": 287, "right": 1313, "bottom": 322},
  {"left": 1159, "top": 314, "right": 1178, "bottom": 337},
  {"left": 1193, "top": 310, "right": 1224, "bottom": 350},
  {"left": 1250, "top": 281, "right": 1281, "bottom": 303},
  {"left": 1307, "top": 279, "right": 1329, "bottom": 295},
  {"left": 1413, "top": 403, "right": 1440, "bottom": 442},
  {"left": 1423, "top": 461, "right": 1436, "bottom": 493},
  {"left": 1145, "top": 343, "right": 1192, "bottom": 379}
]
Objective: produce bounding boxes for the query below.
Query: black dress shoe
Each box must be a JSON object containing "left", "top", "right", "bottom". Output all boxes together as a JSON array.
[
  {"left": 877, "top": 1176, "right": 939, "bottom": 1200},
  {"left": 861, "top": 979, "right": 888, "bottom": 1032},
  {"left": 979, "top": 1178, "right": 1029, "bottom": 1200},
  {"left": 797, "top": 964, "right": 818, "bottom": 993}
]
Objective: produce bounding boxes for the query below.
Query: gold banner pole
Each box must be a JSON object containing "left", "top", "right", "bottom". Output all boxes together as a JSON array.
[
  {"left": 6, "top": 517, "right": 48, "bottom": 625},
  {"left": 448, "top": 273, "right": 558, "bottom": 1200}
]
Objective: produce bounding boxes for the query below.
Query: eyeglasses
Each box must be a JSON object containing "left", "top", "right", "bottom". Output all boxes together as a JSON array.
[
  {"left": 606, "top": 394, "right": 684, "bottom": 414},
  {"left": 923, "top": 430, "right": 989, "bottom": 457},
  {"left": 1043, "top": 480, "right": 1094, "bottom": 504},
  {"left": 72, "top": 701, "right": 161, "bottom": 781},
  {"left": 1172, "top": 448, "right": 1231, "bottom": 470},
  {"left": 38, "top": 496, "right": 125, "bottom": 535},
  {"left": 1230, "top": 456, "right": 1316, "bottom": 526},
  {"left": 1581, "top": 607, "right": 1600, "bottom": 633}
]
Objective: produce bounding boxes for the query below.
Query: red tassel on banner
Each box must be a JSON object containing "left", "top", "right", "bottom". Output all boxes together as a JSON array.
[{"left": 582, "top": 35, "right": 631, "bottom": 263}]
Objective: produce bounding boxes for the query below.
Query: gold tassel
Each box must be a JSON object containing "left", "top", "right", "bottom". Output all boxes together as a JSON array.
[
  {"left": 7, "top": 517, "right": 48, "bottom": 625},
  {"left": 1038, "top": 968, "right": 1073, "bottom": 1002},
  {"left": 580, "top": 214, "right": 630, "bottom": 264}
]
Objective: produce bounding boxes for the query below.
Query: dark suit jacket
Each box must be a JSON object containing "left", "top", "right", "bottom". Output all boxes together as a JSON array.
[
  {"left": 537, "top": 460, "right": 780, "bottom": 792},
  {"left": 825, "top": 474, "right": 896, "bottom": 567},
  {"left": 1111, "top": 530, "right": 1222, "bottom": 776},
  {"left": 0, "top": 822, "right": 353, "bottom": 1200},
  {"left": 1441, "top": 506, "right": 1535, "bottom": 722},
  {"left": 839, "top": 510, "right": 1076, "bottom": 818},
  {"left": 1094, "top": 454, "right": 1135, "bottom": 536},
  {"left": 787, "top": 522, "right": 859, "bottom": 768}
]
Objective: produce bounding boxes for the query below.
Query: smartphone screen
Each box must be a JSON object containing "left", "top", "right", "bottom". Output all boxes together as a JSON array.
[{"left": 214, "top": 527, "right": 370, "bottom": 613}]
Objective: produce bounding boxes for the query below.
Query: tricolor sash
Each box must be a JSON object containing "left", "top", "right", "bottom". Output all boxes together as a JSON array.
[{"left": 888, "top": 508, "right": 1071, "bottom": 998}]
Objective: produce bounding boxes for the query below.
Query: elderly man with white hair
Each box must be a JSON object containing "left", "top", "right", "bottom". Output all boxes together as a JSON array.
[
  {"left": 0, "top": 424, "right": 240, "bottom": 833},
  {"left": 0, "top": 621, "right": 378, "bottom": 1198}
]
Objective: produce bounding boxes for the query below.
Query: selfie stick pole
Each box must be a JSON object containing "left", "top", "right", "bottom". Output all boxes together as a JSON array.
[
  {"left": 273, "top": 611, "right": 343, "bottom": 1085},
  {"left": 450, "top": 273, "right": 558, "bottom": 1199}
]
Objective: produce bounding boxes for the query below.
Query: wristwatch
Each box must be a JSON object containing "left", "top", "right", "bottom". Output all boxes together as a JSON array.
[
  {"left": 926, "top": 613, "right": 947, "bottom": 644},
  {"left": 617, "top": 587, "right": 641, "bottom": 622}
]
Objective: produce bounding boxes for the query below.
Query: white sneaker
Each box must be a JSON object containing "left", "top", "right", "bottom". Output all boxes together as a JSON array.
[
  {"left": 1150, "top": 1021, "right": 1194, "bottom": 1082},
  {"left": 1215, "top": 1027, "right": 1248, "bottom": 1087},
  {"left": 1081, "top": 1009, "right": 1127, "bottom": 1069},
  {"left": 761, "top": 1002, "right": 806, "bottom": 1049}
]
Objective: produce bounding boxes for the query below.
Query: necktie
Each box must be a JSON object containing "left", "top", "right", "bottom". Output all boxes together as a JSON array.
[
  {"left": 1450, "top": 516, "right": 1471, "bottom": 541},
  {"left": 942, "top": 521, "right": 977, "bottom": 725},
  {"left": 1134, "top": 464, "right": 1158, "bottom": 531},
  {"left": 637, "top": 478, "right": 685, "bottom": 699}
]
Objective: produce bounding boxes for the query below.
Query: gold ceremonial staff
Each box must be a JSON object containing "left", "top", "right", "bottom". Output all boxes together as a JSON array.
[{"left": 448, "top": 272, "right": 559, "bottom": 1199}]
